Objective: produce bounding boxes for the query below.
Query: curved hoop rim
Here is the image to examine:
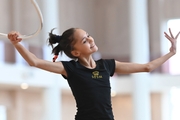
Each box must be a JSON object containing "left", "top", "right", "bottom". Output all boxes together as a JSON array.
[{"left": 0, "top": 0, "right": 43, "bottom": 39}]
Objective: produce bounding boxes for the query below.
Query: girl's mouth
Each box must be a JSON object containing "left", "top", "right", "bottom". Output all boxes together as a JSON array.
[{"left": 90, "top": 45, "right": 95, "bottom": 48}]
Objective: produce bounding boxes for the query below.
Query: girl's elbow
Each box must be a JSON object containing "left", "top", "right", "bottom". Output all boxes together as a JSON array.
[
  {"left": 28, "top": 61, "right": 37, "bottom": 67},
  {"left": 145, "top": 64, "right": 153, "bottom": 72},
  {"left": 28, "top": 58, "right": 39, "bottom": 67}
]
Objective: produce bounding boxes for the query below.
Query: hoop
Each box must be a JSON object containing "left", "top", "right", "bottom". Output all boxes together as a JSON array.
[{"left": 0, "top": 0, "right": 43, "bottom": 39}]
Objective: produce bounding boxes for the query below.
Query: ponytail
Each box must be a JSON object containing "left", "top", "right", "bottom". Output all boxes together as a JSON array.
[
  {"left": 48, "top": 28, "right": 63, "bottom": 62},
  {"left": 47, "top": 28, "right": 77, "bottom": 62}
]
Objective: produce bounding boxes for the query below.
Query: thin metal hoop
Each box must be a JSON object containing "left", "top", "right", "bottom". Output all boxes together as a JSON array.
[{"left": 0, "top": 0, "right": 43, "bottom": 39}]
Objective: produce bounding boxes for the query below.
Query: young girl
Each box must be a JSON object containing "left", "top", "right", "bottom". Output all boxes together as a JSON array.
[{"left": 8, "top": 28, "right": 179, "bottom": 120}]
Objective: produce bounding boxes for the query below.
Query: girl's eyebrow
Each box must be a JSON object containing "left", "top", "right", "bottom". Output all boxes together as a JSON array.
[{"left": 81, "top": 32, "right": 88, "bottom": 41}]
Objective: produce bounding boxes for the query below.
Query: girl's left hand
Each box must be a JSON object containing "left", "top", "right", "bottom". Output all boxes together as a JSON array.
[{"left": 164, "top": 28, "right": 180, "bottom": 54}]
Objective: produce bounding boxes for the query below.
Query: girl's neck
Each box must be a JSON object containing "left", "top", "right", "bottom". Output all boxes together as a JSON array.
[{"left": 78, "top": 56, "right": 96, "bottom": 69}]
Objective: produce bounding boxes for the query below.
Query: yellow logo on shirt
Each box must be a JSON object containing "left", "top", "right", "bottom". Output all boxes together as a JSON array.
[{"left": 92, "top": 71, "right": 102, "bottom": 79}]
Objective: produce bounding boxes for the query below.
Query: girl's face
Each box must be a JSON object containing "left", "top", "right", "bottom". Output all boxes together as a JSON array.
[{"left": 71, "top": 29, "right": 98, "bottom": 57}]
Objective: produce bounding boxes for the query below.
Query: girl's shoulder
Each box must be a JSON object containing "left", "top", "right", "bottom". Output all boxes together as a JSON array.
[{"left": 96, "top": 59, "right": 115, "bottom": 65}]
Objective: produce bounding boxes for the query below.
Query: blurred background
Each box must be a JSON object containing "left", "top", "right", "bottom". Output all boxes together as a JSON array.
[{"left": 0, "top": 0, "right": 180, "bottom": 120}]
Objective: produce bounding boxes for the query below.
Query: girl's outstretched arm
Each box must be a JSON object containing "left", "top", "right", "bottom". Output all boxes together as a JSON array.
[
  {"left": 115, "top": 28, "right": 180, "bottom": 74},
  {"left": 8, "top": 31, "right": 67, "bottom": 76}
]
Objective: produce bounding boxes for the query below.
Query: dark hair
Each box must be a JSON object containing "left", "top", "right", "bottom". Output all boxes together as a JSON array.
[{"left": 48, "top": 28, "right": 77, "bottom": 60}]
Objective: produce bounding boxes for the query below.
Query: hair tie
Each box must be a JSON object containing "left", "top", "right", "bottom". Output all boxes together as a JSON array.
[
  {"left": 53, "top": 55, "right": 58, "bottom": 62},
  {"left": 56, "top": 35, "right": 62, "bottom": 41}
]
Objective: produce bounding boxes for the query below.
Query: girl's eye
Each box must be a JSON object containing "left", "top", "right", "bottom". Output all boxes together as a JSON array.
[{"left": 83, "top": 40, "right": 87, "bottom": 44}]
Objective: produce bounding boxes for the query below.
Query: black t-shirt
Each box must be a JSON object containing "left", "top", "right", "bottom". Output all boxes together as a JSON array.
[{"left": 62, "top": 59, "right": 115, "bottom": 120}]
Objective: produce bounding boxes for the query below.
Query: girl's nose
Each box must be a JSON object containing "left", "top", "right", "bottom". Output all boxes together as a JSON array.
[{"left": 88, "top": 37, "right": 93, "bottom": 43}]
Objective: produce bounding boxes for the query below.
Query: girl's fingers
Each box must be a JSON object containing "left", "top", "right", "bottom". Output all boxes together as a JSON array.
[
  {"left": 175, "top": 31, "right": 180, "bottom": 39},
  {"left": 8, "top": 31, "right": 21, "bottom": 41},
  {"left": 164, "top": 32, "right": 171, "bottom": 41},
  {"left": 169, "top": 28, "right": 175, "bottom": 39},
  {"left": 13, "top": 35, "right": 18, "bottom": 41}
]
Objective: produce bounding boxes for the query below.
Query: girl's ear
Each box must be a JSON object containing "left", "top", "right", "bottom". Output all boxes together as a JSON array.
[{"left": 71, "top": 50, "right": 80, "bottom": 57}]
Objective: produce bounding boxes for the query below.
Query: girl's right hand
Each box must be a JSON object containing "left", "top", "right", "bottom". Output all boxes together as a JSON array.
[{"left": 8, "top": 31, "right": 22, "bottom": 45}]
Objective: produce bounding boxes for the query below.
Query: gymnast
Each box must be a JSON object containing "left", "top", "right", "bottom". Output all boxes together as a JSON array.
[{"left": 7, "top": 28, "right": 179, "bottom": 120}]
